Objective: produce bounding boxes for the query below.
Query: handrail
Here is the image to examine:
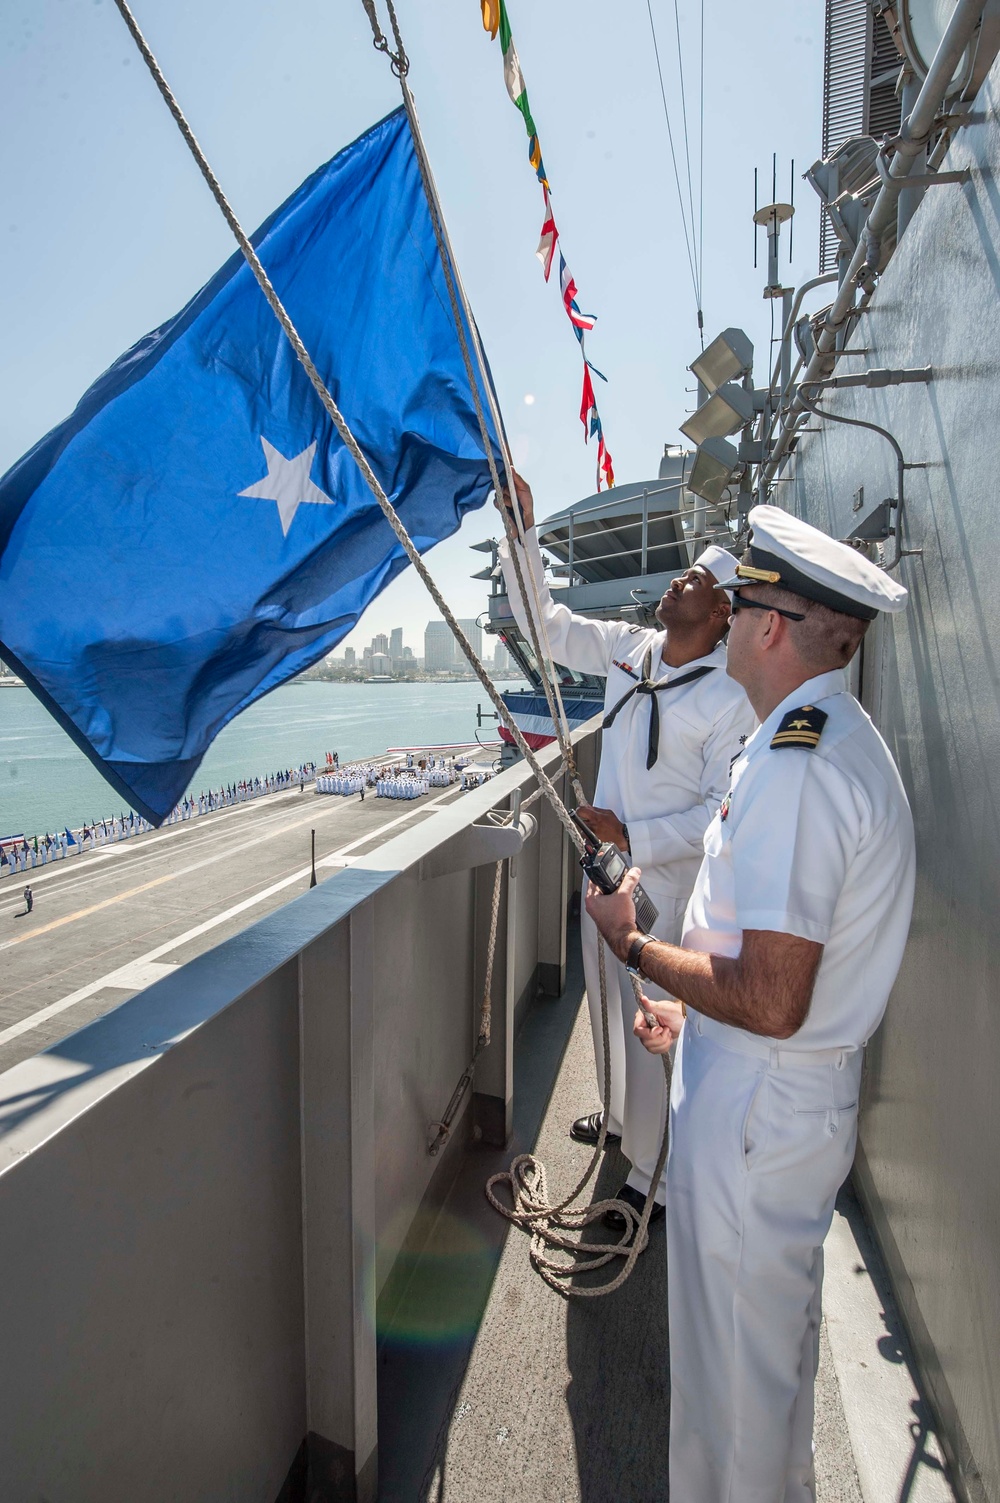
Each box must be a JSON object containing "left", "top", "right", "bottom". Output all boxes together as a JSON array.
[
  {"left": 538, "top": 479, "right": 686, "bottom": 531},
  {"left": 766, "top": 272, "right": 840, "bottom": 397},
  {"left": 539, "top": 527, "right": 737, "bottom": 577}
]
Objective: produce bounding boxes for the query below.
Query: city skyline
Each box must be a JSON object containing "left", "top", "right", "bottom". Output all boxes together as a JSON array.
[{"left": 333, "top": 617, "right": 507, "bottom": 670}]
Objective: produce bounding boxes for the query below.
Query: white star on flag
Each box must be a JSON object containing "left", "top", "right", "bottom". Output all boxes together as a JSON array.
[{"left": 239, "top": 438, "right": 335, "bottom": 535}]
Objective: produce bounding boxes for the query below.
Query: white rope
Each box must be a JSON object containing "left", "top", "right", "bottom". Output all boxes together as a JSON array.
[
  {"left": 361, "top": 0, "right": 584, "bottom": 794},
  {"left": 113, "top": 0, "right": 668, "bottom": 1295},
  {"left": 486, "top": 935, "right": 672, "bottom": 1297},
  {"left": 392, "top": 72, "right": 583, "bottom": 799},
  {"left": 361, "top": 0, "right": 672, "bottom": 1295},
  {"left": 428, "top": 848, "right": 506, "bottom": 1154}
]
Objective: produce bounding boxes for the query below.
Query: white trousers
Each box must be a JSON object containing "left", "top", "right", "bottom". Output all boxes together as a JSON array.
[
  {"left": 580, "top": 887, "right": 686, "bottom": 1205},
  {"left": 666, "top": 1014, "right": 862, "bottom": 1502}
]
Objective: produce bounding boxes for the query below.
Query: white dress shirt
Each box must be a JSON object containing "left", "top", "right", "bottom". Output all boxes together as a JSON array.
[
  {"left": 682, "top": 669, "right": 916, "bottom": 1049},
  {"left": 500, "top": 527, "right": 756, "bottom": 897}
]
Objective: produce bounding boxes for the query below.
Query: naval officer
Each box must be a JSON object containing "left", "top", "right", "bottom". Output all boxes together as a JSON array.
[
  {"left": 498, "top": 475, "right": 756, "bottom": 1232},
  {"left": 585, "top": 505, "right": 915, "bottom": 1501}
]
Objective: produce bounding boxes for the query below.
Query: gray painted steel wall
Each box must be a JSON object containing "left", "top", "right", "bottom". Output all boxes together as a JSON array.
[
  {"left": 0, "top": 728, "right": 592, "bottom": 1502},
  {"left": 786, "top": 67, "right": 1000, "bottom": 1503}
]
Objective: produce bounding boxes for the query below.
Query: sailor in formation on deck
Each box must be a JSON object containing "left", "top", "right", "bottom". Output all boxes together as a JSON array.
[
  {"left": 586, "top": 505, "right": 915, "bottom": 1503},
  {"left": 498, "top": 474, "right": 755, "bottom": 1232}
]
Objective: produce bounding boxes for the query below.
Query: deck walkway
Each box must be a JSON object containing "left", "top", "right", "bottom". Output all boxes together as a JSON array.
[{"left": 379, "top": 933, "right": 956, "bottom": 1502}]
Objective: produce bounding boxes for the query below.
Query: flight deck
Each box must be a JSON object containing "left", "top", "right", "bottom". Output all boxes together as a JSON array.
[{"left": 0, "top": 748, "right": 493, "bottom": 1076}]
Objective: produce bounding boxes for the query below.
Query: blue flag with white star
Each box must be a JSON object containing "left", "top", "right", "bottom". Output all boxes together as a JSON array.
[{"left": 0, "top": 108, "right": 503, "bottom": 824}]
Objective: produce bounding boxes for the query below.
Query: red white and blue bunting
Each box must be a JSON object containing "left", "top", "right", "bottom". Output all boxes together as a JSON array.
[{"left": 481, "top": 0, "right": 615, "bottom": 490}]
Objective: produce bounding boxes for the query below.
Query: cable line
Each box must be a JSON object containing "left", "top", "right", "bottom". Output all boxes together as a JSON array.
[
  {"left": 698, "top": 0, "right": 706, "bottom": 325},
  {"left": 646, "top": 0, "right": 702, "bottom": 337}
]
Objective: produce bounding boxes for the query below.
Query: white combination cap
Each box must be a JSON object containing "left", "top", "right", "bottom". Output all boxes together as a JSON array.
[
  {"left": 719, "top": 504, "right": 908, "bottom": 620},
  {"left": 694, "top": 545, "right": 741, "bottom": 596}
]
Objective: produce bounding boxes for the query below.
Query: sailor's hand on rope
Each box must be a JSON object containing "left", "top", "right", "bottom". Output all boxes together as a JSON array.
[
  {"left": 633, "top": 996, "right": 684, "bottom": 1055},
  {"left": 585, "top": 867, "right": 641, "bottom": 960},
  {"left": 576, "top": 803, "right": 629, "bottom": 852},
  {"left": 497, "top": 470, "right": 535, "bottom": 529}
]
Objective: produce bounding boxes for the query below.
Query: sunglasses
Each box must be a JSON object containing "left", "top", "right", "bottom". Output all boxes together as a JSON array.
[{"left": 730, "top": 589, "right": 805, "bottom": 622}]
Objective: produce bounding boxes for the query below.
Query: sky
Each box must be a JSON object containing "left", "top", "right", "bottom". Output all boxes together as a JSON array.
[{"left": 0, "top": 0, "right": 826, "bottom": 659}]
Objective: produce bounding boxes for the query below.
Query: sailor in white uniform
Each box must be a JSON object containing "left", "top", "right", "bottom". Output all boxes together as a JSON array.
[
  {"left": 498, "top": 475, "right": 755, "bottom": 1229},
  {"left": 585, "top": 505, "right": 915, "bottom": 1502}
]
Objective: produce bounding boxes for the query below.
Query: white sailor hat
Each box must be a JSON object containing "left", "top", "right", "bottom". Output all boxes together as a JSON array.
[
  {"left": 720, "top": 504, "right": 907, "bottom": 620},
  {"left": 693, "top": 544, "right": 740, "bottom": 598}
]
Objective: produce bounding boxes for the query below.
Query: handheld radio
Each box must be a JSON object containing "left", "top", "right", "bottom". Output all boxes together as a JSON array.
[
  {"left": 572, "top": 811, "right": 659, "bottom": 935},
  {"left": 573, "top": 811, "right": 662, "bottom": 1029}
]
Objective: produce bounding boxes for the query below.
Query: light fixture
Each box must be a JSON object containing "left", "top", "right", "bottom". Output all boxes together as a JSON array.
[
  {"left": 687, "top": 437, "right": 743, "bottom": 505},
  {"left": 470, "top": 536, "right": 500, "bottom": 585},
  {"left": 805, "top": 136, "right": 879, "bottom": 208},
  {"left": 689, "top": 328, "right": 754, "bottom": 393},
  {"left": 680, "top": 382, "right": 754, "bottom": 447},
  {"left": 897, "top": 0, "right": 977, "bottom": 95}
]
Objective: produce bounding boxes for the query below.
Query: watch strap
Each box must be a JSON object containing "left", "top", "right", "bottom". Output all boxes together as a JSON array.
[{"left": 625, "top": 933, "right": 654, "bottom": 976}]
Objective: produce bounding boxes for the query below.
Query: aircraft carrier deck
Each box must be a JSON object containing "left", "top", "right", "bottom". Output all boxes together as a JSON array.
[{"left": 0, "top": 746, "right": 495, "bottom": 1076}]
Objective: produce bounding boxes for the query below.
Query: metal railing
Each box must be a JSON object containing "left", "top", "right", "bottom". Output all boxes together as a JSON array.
[{"left": 0, "top": 721, "right": 601, "bottom": 1503}]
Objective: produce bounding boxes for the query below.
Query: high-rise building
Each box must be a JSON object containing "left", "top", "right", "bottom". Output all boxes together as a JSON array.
[
  {"left": 402, "top": 646, "right": 413, "bottom": 660},
  {"left": 424, "top": 620, "right": 455, "bottom": 671},
  {"left": 344, "top": 646, "right": 356, "bottom": 667},
  {"left": 390, "top": 627, "right": 403, "bottom": 664},
  {"left": 456, "top": 618, "right": 483, "bottom": 662},
  {"left": 493, "top": 639, "right": 510, "bottom": 672},
  {"left": 370, "top": 653, "right": 391, "bottom": 676},
  {"left": 372, "top": 633, "right": 389, "bottom": 657}
]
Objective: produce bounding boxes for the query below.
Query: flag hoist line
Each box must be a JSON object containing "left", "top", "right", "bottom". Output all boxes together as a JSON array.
[
  {"left": 480, "top": 0, "right": 615, "bottom": 493},
  {"left": 111, "top": 0, "right": 669, "bottom": 1295}
]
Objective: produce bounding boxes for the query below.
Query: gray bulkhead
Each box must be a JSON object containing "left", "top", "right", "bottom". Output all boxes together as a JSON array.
[{"left": 787, "top": 62, "right": 1000, "bottom": 1503}]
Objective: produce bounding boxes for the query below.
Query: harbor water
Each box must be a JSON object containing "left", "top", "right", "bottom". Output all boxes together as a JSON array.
[{"left": 0, "top": 679, "right": 514, "bottom": 839}]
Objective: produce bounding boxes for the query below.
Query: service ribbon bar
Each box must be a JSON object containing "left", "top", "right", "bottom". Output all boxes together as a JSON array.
[{"left": 481, "top": 0, "right": 615, "bottom": 490}]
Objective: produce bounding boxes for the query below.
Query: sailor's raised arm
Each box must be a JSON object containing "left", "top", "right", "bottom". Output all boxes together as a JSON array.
[{"left": 496, "top": 474, "right": 620, "bottom": 678}]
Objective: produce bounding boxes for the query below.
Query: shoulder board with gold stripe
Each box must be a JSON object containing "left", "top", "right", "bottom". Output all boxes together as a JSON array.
[{"left": 770, "top": 704, "right": 828, "bottom": 751}]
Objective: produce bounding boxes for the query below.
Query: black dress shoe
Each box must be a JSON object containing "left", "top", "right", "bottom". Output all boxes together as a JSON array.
[
  {"left": 602, "top": 1183, "right": 665, "bottom": 1234},
  {"left": 569, "top": 1111, "right": 621, "bottom": 1146}
]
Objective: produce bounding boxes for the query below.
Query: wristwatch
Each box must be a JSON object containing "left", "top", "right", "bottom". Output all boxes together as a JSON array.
[{"left": 625, "top": 933, "right": 655, "bottom": 977}]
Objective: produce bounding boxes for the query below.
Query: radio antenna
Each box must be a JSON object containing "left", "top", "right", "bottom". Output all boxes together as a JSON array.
[{"left": 753, "top": 167, "right": 759, "bottom": 268}]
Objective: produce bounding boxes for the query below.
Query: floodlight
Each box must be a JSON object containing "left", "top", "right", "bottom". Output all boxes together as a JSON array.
[
  {"left": 690, "top": 328, "right": 754, "bottom": 393},
  {"left": 680, "top": 382, "right": 754, "bottom": 447},
  {"left": 805, "top": 136, "right": 879, "bottom": 207},
  {"left": 687, "top": 437, "right": 742, "bottom": 505},
  {"left": 897, "top": 0, "right": 976, "bottom": 94}
]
